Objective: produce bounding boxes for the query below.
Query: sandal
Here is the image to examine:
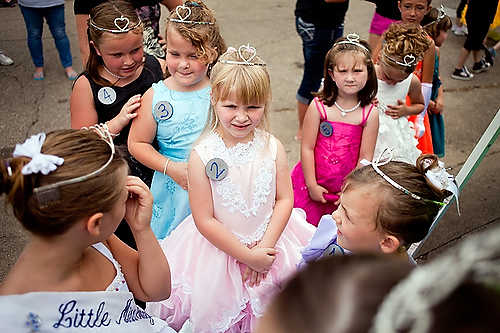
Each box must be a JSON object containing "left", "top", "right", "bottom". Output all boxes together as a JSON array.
[
  {"left": 66, "top": 69, "right": 78, "bottom": 81},
  {"left": 33, "top": 71, "right": 44, "bottom": 81}
]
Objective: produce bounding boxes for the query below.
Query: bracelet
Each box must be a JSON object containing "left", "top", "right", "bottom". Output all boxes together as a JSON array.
[
  {"left": 104, "top": 121, "right": 120, "bottom": 138},
  {"left": 163, "top": 158, "right": 171, "bottom": 176}
]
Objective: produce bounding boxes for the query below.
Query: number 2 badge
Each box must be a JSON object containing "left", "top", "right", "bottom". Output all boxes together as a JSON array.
[{"left": 205, "top": 158, "right": 228, "bottom": 181}]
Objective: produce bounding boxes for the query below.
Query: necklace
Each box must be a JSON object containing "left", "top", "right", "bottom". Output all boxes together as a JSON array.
[
  {"left": 334, "top": 101, "right": 361, "bottom": 117},
  {"left": 103, "top": 65, "right": 128, "bottom": 79}
]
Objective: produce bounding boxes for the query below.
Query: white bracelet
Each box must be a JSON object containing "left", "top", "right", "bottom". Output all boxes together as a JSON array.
[
  {"left": 163, "top": 158, "right": 170, "bottom": 175},
  {"left": 104, "top": 121, "right": 119, "bottom": 138}
]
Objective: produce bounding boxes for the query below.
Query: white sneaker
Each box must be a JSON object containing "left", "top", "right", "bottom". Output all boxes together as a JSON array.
[
  {"left": 0, "top": 51, "right": 13, "bottom": 66},
  {"left": 452, "top": 25, "right": 467, "bottom": 36}
]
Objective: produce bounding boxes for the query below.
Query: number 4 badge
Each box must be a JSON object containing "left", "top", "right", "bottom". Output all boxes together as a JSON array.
[{"left": 97, "top": 87, "right": 117, "bottom": 105}]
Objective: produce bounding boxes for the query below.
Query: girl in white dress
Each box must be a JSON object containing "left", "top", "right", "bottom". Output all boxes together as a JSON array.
[
  {"left": 374, "top": 23, "right": 431, "bottom": 163},
  {"left": 0, "top": 128, "right": 174, "bottom": 332},
  {"left": 146, "top": 45, "right": 315, "bottom": 333}
]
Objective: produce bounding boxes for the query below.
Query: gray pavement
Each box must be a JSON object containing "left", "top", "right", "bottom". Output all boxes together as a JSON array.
[{"left": 1, "top": 0, "right": 499, "bottom": 280}]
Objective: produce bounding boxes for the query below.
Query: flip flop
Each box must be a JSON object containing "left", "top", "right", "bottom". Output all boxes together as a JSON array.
[{"left": 33, "top": 71, "right": 44, "bottom": 81}]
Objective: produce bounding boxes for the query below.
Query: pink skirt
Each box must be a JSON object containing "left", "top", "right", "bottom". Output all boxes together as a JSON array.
[{"left": 370, "top": 12, "right": 398, "bottom": 35}]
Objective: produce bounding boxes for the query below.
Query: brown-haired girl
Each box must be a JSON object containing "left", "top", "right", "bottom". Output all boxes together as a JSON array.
[
  {"left": 374, "top": 22, "right": 430, "bottom": 164},
  {"left": 301, "top": 152, "right": 457, "bottom": 264},
  {"left": 0, "top": 129, "right": 174, "bottom": 332},
  {"left": 128, "top": 0, "right": 226, "bottom": 239},
  {"left": 291, "top": 33, "right": 379, "bottom": 226}
]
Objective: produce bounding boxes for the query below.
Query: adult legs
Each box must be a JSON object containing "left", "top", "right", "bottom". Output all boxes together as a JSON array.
[
  {"left": 295, "top": 16, "right": 343, "bottom": 139},
  {"left": 19, "top": 5, "right": 44, "bottom": 77},
  {"left": 45, "top": 4, "right": 76, "bottom": 78}
]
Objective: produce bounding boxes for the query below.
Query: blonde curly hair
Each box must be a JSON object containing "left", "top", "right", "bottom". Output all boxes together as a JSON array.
[{"left": 381, "top": 23, "right": 431, "bottom": 74}]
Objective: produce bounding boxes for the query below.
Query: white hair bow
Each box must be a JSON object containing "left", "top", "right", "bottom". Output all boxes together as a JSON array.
[{"left": 13, "top": 133, "right": 64, "bottom": 175}]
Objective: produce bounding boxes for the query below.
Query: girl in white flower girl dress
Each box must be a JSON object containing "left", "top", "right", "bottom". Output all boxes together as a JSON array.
[{"left": 146, "top": 45, "right": 315, "bottom": 333}]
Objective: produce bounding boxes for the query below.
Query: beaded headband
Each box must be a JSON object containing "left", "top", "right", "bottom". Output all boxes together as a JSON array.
[
  {"left": 423, "top": 4, "right": 447, "bottom": 27},
  {"left": 217, "top": 44, "right": 267, "bottom": 66},
  {"left": 169, "top": 4, "right": 214, "bottom": 25},
  {"left": 334, "top": 33, "right": 370, "bottom": 53},
  {"left": 33, "top": 125, "right": 116, "bottom": 208},
  {"left": 89, "top": 15, "right": 142, "bottom": 33},
  {"left": 360, "top": 149, "right": 456, "bottom": 208}
]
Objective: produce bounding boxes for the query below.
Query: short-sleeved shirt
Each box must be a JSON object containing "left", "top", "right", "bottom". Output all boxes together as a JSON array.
[{"left": 295, "top": 0, "right": 349, "bottom": 27}]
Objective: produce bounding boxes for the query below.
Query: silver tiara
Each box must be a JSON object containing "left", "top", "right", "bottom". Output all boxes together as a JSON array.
[
  {"left": 89, "top": 15, "right": 142, "bottom": 33},
  {"left": 33, "top": 124, "right": 115, "bottom": 208},
  {"left": 334, "top": 33, "right": 370, "bottom": 53},
  {"left": 423, "top": 4, "right": 447, "bottom": 27},
  {"left": 217, "top": 44, "right": 267, "bottom": 66},
  {"left": 169, "top": 5, "right": 214, "bottom": 25},
  {"left": 385, "top": 53, "right": 417, "bottom": 67}
]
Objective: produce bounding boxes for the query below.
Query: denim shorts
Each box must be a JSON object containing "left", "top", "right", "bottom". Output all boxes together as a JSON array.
[{"left": 296, "top": 16, "right": 344, "bottom": 105}]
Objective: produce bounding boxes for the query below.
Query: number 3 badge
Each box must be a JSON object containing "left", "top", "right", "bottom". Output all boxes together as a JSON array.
[
  {"left": 205, "top": 158, "right": 228, "bottom": 181},
  {"left": 154, "top": 101, "right": 174, "bottom": 121},
  {"left": 98, "top": 87, "right": 117, "bottom": 105}
]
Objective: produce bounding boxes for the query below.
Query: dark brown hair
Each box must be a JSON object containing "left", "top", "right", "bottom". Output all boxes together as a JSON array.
[
  {"left": 1, "top": 129, "right": 127, "bottom": 237},
  {"left": 166, "top": 0, "right": 226, "bottom": 72},
  {"left": 342, "top": 154, "right": 448, "bottom": 247},
  {"left": 380, "top": 22, "right": 431, "bottom": 74},
  {"left": 315, "top": 36, "right": 377, "bottom": 107},
  {"left": 271, "top": 254, "right": 414, "bottom": 333},
  {"left": 86, "top": 0, "right": 143, "bottom": 86},
  {"left": 422, "top": 7, "right": 453, "bottom": 40}
]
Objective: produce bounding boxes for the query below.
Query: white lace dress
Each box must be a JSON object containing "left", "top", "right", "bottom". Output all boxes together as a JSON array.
[
  {"left": 374, "top": 75, "right": 422, "bottom": 164},
  {"left": 146, "top": 129, "right": 315, "bottom": 333}
]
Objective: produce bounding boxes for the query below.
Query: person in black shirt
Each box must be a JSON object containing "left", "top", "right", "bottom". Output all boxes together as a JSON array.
[{"left": 294, "top": 0, "right": 349, "bottom": 140}]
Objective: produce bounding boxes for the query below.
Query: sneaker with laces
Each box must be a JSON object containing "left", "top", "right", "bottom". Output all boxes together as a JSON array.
[
  {"left": 0, "top": 51, "right": 13, "bottom": 66},
  {"left": 484, "top": 47, "right": 496, "bottom": 66},
  {"left": 451, "top": 67, "right": 474, "bottom": 80},
  {"left": 471, "top": 59, "right": 491, "bottom": 73}
]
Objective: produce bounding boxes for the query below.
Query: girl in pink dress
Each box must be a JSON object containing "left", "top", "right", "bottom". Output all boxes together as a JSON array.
[
  {"left": 146, "top": 45, "right": 315, "bottom": 333},
  {"left": 291, "top": 34, "right": 379, "bottom": 226}
]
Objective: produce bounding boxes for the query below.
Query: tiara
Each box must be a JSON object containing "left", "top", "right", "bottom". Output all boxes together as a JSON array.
[
  {"left": 360, "top": 149, "right": 459, "bottom": 208},
  {"left": 423, "top": 4, "right": 447, "bottom": 27},
  {"left": 217, "top": 44, "right": 267, "bottom": 66},
  {"left": 89, "top": 15, "right": 142, "bottom": 33},
  {"left": 334, "top": 33, "right": 370, "bottom": 53},
  {"left": 33, "top": 125, "right": 116, "bottom": 207},
  {"left": 384, "top": 53, "right": 417, "bottom": 67},
  {"left": 169, "top": 4, "right": 214, "bottom": 25}
]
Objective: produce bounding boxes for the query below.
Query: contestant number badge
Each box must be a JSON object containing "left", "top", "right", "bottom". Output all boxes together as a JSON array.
[
  {"left": 154, "top": 101, "right": 174, "bottom": 120},
  {"left": 97, "top": 87, "right": 116, "bottom": 105},
  {"left": 320, "top": 121, "right": 333, "bottom": 137},
  {"left": 205, "top": 158, "right": 228, "bottom": 181}
]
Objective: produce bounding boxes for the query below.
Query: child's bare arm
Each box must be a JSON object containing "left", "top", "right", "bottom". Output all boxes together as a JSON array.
[{"left": 357, "top": 105, "right": 379, "bottom": 166}]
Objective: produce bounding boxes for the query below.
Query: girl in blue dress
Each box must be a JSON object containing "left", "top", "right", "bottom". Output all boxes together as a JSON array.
[{"left": 129, "top": 1, "right": 226, "bottom": 239}]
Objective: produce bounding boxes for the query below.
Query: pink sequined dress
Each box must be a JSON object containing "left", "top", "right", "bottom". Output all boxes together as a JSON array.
[
  {"left": 291, "top": 97, "right": 374, "bottom": 226},
  {"left": 146, "top": 129, "right": 315, "bottom": 333}
]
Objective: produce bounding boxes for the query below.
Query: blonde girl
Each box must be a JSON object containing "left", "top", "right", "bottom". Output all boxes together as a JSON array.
[{"left": 146, "top": 45, "right": 315, "bottom": 333}]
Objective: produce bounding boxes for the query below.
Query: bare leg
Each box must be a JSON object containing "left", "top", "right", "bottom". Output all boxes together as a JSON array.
[
  {"left": 456, "top": 48, "right": 470, "bottom": 69},
  {"left": 296, "top": 100, "right": 308, "bottom": 141}
]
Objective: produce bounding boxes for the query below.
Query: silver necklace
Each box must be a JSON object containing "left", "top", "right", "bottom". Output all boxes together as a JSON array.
[
  {"left": 334, "top": 101, "right": 361, "bottom": 117},
  {"left": 103, "top": 65, "right": 127, "bottom": 79}
]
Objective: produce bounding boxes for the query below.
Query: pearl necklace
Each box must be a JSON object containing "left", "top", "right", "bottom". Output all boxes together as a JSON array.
[
  {"left": 334, "top": 101, "right": 361, "bottom": 117},
  {"left": 103, "top": 65, "right": 128, "bottom": 79}
]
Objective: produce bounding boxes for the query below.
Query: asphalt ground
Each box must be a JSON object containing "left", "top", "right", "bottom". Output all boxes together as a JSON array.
[{"left": 1, "top": 0, "right": 499, "bottom": 280}]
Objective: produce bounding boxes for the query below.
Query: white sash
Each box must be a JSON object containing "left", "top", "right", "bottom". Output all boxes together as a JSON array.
[{"left": 0, "top": 291, "right": 176, "bottom": 332}]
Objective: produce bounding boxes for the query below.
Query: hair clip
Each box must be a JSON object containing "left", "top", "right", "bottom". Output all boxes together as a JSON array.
[
  {"left": 424, "top": 4, "right": 447, "bottom": 27},
  {"left": 33, "top": 125, "right": 115, "bottom": 208},
  {"left": 12, "top": 133, "right": 64, "bottom": 176},
  {"left": 360, "top": 148, "right": 446, "bottom": 207},
  {"left": 334, "top": 33, "right": 370, "bottom": 52},
  {"left": 218, "top": 44, "right": 267, "bottom": 66},
  {"left": 169, "top": 5, "right": 214, "bottom": 25},
  {"left": 89, "top": 15, "right": 142, "bottom": 33}
]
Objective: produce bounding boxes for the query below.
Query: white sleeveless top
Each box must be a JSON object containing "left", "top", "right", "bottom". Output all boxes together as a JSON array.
[{"left": 91, "top": 242, "right": 129, "bottom": 293}]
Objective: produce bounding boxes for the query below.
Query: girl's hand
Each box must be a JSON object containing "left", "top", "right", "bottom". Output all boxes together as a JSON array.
[
  {"left": 168, "top": 161, "right": 188, "bottom": 190},
  {"left": 242, "top": 266, "right": 267, "bottom": 287},
  {"left": 308, "top": 184, "right": 328, "bottom": 203},
  {"left": 371, "top": 97, "right": 379, "bottom": 108},
  {"left": 429, "top": 98, "right": 444, "bottom": 114},
  {"left": 125, "top": 176, "right": 153, "bottom": 233},
  {"left": 247, "top": 247, "right": 277, "bottom": 273},
  {"left": 158, "top": 34, "right": 166, "bottom": 51},
  {"left": 112, "top": 94, "right": 141, "bottom": 132},
  {"left": 385, "top": 99, "right": 407, "bottom": 119}
]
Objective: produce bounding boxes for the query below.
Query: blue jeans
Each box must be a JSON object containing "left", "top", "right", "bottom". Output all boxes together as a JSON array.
[
  {"left": 295, "top": 16, "right": 344, "bottom": 105},
  {"left": 19, "top": 4, "right": 72, "bottom": 68}
]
